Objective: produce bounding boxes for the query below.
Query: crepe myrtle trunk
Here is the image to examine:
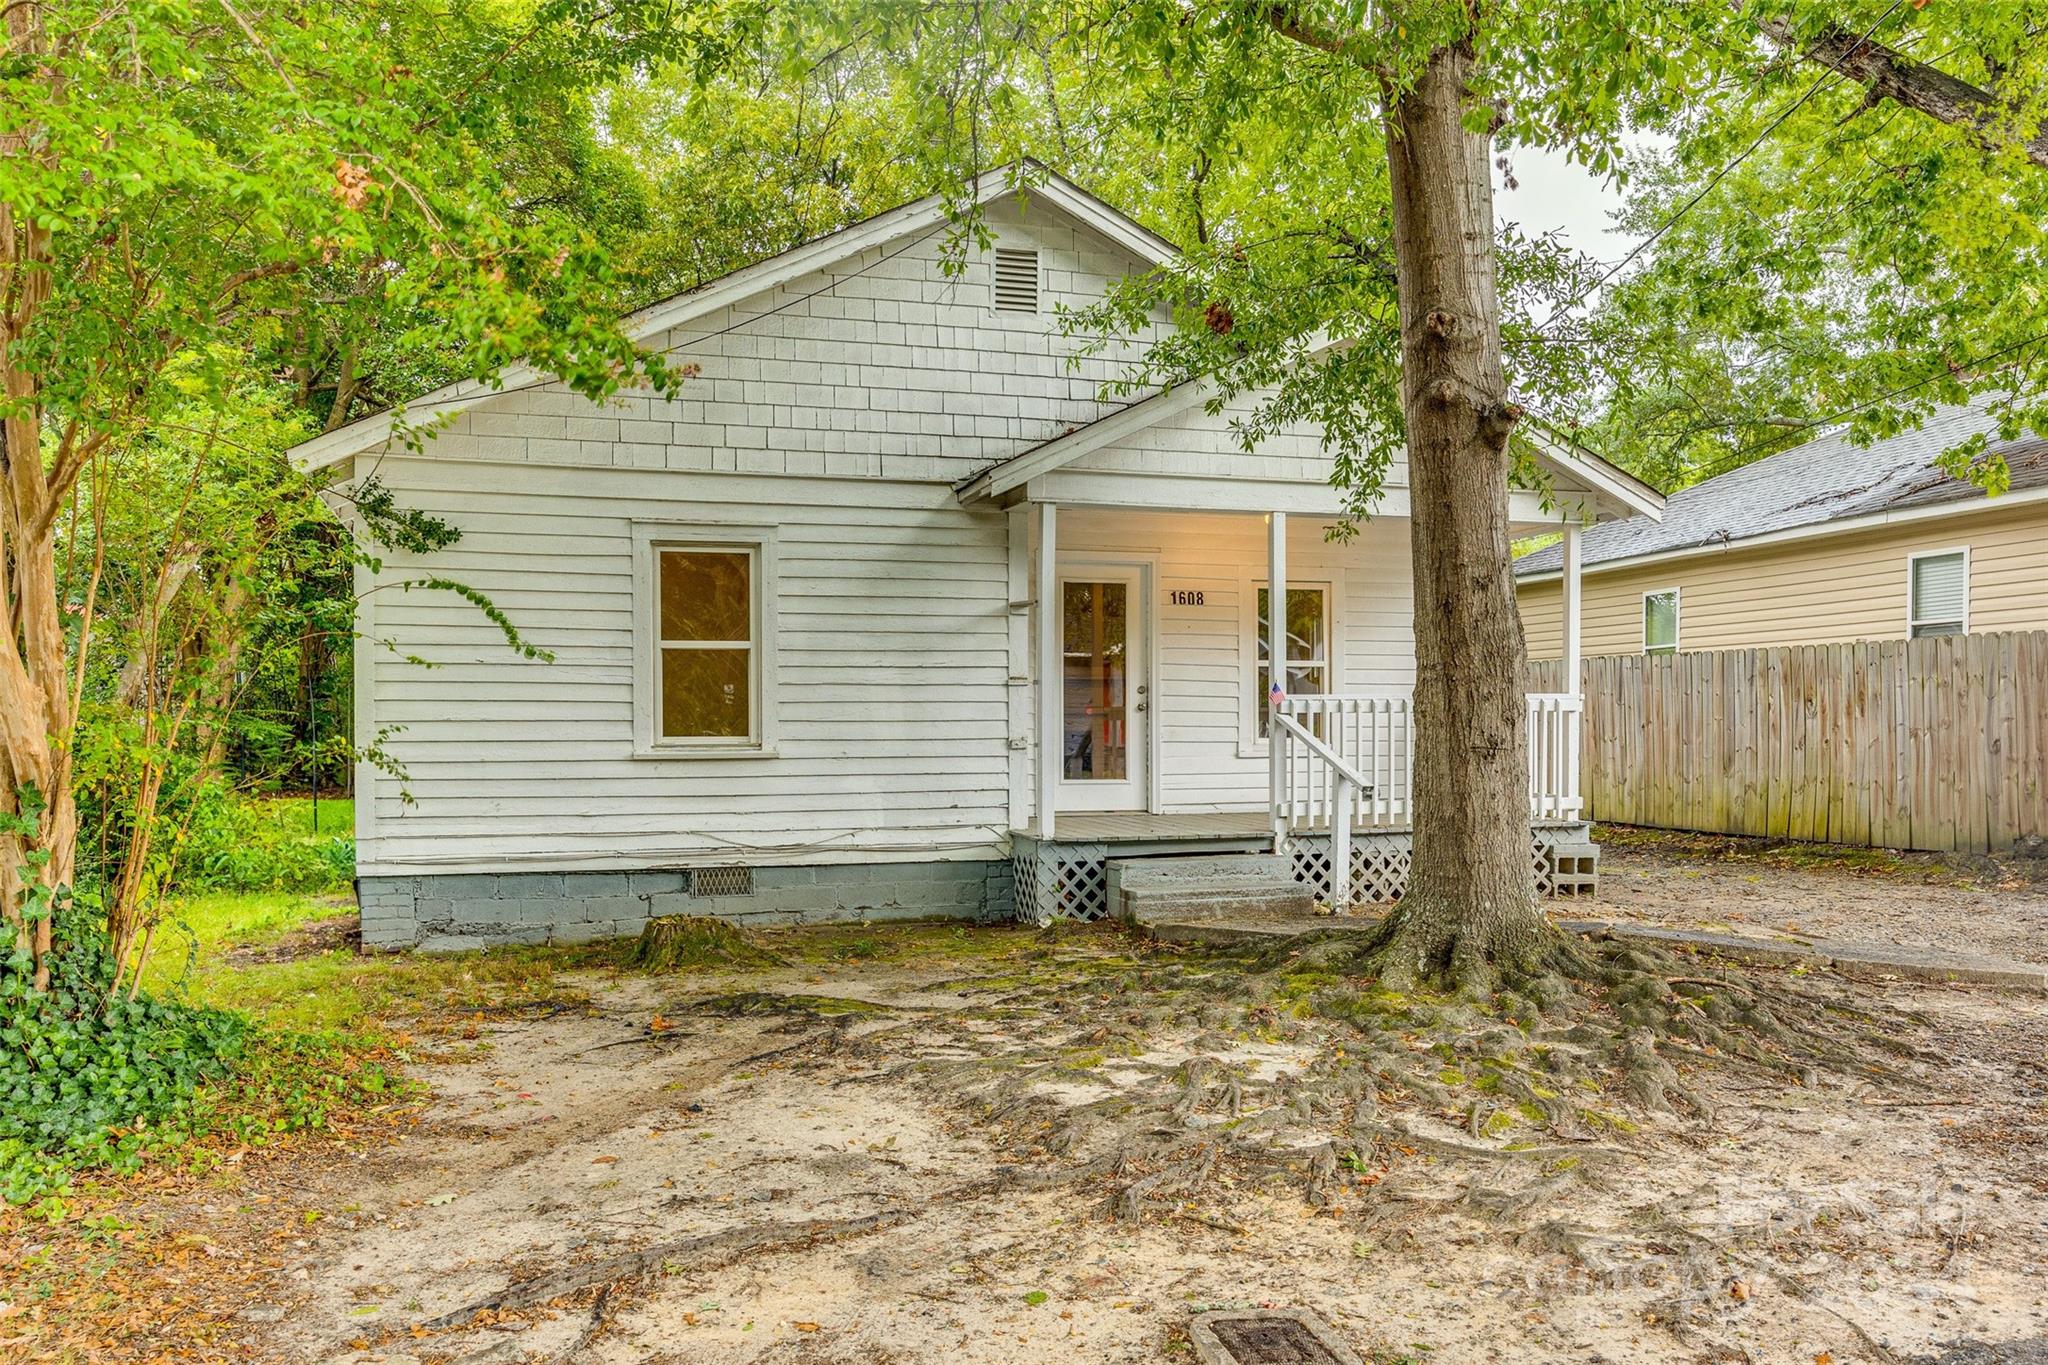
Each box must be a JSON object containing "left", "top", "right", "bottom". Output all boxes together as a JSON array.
[{"left": 1374, "top": 40, "right": 1545, "bottom": 989}]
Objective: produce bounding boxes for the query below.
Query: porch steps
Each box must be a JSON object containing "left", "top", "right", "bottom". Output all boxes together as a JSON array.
[{"left": 1106, "top": 853, "right": 1317, "bottom": 925}]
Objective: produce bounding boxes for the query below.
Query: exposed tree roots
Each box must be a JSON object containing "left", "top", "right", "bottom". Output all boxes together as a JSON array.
[
  {"left": 408, "top": 921, "right": 1941, "bottom": 1357},
  {"left": 860, "top": 923, "right": 1938, "bottom": 1232},
  {"left": 418, "top": 1159, "right": 1110, "bottom": 1333}
]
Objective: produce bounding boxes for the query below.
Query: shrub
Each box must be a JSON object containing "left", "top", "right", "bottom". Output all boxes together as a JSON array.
[
  {"left": 0, "top": 898, "right": 246, "bottom": 1207},
  {"left": 177, "top": 788, "right": 354, "bottom": 895},
  {"left": 0, "top": 897, "right": 404, "bottom": 1212}
]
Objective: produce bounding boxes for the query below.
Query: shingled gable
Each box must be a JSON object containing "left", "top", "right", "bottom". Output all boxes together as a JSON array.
[{"left": 288, "top": 161, "right": 1177, "bottom": 474}]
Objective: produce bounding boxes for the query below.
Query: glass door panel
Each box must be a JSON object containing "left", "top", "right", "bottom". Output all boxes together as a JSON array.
[
  {"left": 1062, "top": 580, "right": 1129, "bottom": 781},
  {"left": 1055, "top": 567, "right": 1146, "bottom": 813}
]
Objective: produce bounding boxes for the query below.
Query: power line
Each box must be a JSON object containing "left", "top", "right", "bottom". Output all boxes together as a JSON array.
[{"left": 1538, "top": 0, "right": 1909, "bottom": 330}]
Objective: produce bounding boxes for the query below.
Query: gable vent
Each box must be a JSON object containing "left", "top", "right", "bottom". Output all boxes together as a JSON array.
[{"left": 992, "top": 246, "right": 1040, "bottom": 313}]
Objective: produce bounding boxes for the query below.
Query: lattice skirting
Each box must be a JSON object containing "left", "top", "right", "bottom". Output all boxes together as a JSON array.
[
  {"left": 1015, "top": 825, "right": 1597, "bottom": 922},
  {"left": 1284, "top": 824, "right": 1598, "bottom": 909},
  {"left": 1012, "top": 839, "right": 1111, "bottom": 923}
]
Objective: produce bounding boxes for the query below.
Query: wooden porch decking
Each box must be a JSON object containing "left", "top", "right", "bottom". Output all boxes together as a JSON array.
[
  {"left": 1016, "top": 811, "right": 1273, "bottom": 843},
  {"left": 1013, "top": 810, "right": 1589, "bottom": 843}
]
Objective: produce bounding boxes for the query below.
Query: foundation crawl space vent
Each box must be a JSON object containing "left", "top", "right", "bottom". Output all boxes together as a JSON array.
[{"left": 688, "top": 866, "right": 754, "bottom": 898}]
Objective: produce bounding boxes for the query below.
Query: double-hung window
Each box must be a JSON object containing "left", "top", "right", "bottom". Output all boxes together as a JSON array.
[
  {"left": 1908, "top": 549, "right": 1968, "bottom": 637},
  {"left": 1643, "top": 588, "right": 1680, "bottom": 656},
  {"left": 1253, "top": 585, "right": 1329, "bottom": 738},
  {"left": 635, "top": 525, "right": 776, "bottom": 755}
]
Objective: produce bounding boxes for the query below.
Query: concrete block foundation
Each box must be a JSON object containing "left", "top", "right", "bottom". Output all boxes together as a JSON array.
[{"left": 358, "top": 858, "right": 1015, "bottom": 950}]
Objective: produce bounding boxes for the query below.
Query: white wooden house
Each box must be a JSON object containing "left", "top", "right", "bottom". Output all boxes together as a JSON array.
[{"left": 292, "top": 166, "right": 1661, "bottom": 948}]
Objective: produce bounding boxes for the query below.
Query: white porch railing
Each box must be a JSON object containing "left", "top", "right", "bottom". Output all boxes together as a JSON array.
[
  {"left": 1272, "top": 693, "right": 1584, "bottom": 898},
  {"left": 1525, "top": 692, "right": 1583, "bottom": 823}
]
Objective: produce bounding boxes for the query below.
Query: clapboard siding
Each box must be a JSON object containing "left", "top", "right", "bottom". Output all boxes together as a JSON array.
[
  {"left": 358, "top": 458, "right": 1015, "bottom": 875},
  {"left": 1520, "top": 501, "right": 2048, "bottom": 656},
  {"left": 1084, "top": 392, "right": 1411, "bottom": 491}
]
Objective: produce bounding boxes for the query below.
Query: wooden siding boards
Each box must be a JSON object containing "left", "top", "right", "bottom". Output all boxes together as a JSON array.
[
  {"left": 1560, "top": 632, "right": 2047, "bottom": 853},
  {"left": 349, "top": 198, "right": 1444, "bottom": 880},
  {"left": 356, "top": 457, "right": 1017, "bottom": 876},
  {"left": 1054, "top": 507, "right": 1415, "bottom": 816},
  {"left": 358, "top": 472, "right": 1421, "bottom": 875},
  {"left": 1519, "top": 500, "right": 2048, "bottom": 658}
]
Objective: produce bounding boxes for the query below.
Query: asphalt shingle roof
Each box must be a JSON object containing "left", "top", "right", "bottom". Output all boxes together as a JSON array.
[{"left": 1515, "top": 401, "right": 2048, "bottom": 577}]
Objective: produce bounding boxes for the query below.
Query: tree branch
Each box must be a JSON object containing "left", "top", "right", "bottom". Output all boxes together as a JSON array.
[
  {"left": 1264, "top": 4, "right": 1404, "bottom": 79},
  {"left": 1760, "top": 18, "right": 2048, "bottom": 170}
]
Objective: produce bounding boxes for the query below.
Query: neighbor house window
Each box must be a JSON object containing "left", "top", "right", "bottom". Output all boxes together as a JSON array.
[
  {"left": 1643, "top": 589, "right": 1679, "bottom": 656},
  {"left": 1254, "top": 585, "right": 1328, "bottom": 737},
  {"left": 1909, "top": 549, "right": 1968, "bottom": 637},
  {"left": 634, "top": 525, "right": 776, "bottom": 755}
]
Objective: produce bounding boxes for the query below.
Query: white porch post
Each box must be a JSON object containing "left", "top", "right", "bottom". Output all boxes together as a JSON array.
[
  {"left": 1036, "top": 501, "right": 1059, "bottom": 841},
  {"left": 1267, "top": 511, "right": 1287, "bottom": 851},
  {"left": 1560, "top": 522, "right": 1584, "bottom": 819},
  {"left": 1560, "top": 523, "right": 1583, "bottom": 697}
]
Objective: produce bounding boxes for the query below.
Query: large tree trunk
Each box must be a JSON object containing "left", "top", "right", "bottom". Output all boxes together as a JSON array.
[
  {"left": 0, "top": 429, "right": 78, "bottom": 993},
  {"left": 1, "top": 0, "right": 82, "bottom": 991},
  {"left": 1372, "top": 39, "right": 1544, "bottom": 989}
]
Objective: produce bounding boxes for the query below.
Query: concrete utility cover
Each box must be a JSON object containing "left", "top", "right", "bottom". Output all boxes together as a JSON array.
[{"left": 1189, "top": 1309, "right": 1363, "bottom": 1365}]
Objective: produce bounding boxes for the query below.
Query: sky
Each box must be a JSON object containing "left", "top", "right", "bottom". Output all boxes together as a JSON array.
[{"left": 1494, "top": 142, "right": 1643, "bottom": 263}]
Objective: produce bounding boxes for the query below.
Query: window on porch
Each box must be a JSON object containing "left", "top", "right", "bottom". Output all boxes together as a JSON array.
[{"left": 1254, "top": 585, "right": 1327, "bottom": 737}]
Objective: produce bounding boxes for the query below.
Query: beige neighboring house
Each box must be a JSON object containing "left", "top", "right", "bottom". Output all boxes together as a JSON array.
[{"left": 1516, "top": 403, "right": 2048, "bottom": 661}]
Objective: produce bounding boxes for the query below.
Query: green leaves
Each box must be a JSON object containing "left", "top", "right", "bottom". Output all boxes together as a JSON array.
[
  {"left": 1582, "top": 1, "right": 2048, "bottom": 488},
  {"left": 0, "top": 897, "right": 247, "bottom": 1208}
]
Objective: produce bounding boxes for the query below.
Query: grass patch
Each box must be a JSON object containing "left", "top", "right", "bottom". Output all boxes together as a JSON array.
[{"left": 145, "top": 889, "right": 603, "bottom": 1034}]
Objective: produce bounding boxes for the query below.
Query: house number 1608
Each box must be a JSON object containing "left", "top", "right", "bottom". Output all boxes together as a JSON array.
[{"left": 1168, "top": 589, "right": 1204, "bottom": 606}]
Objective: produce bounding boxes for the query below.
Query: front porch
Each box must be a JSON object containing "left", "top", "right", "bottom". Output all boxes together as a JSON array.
[
  {"left": 955, "top": 392, "right": 1655, "bottom": 925},
  {"left": 1000, "top": 500, "right": 1603, "bottom": 923}
]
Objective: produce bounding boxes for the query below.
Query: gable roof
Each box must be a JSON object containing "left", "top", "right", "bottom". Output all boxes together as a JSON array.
[
  {"left": 956, "top": 379, "right": 1666, "bottom": 524},
  {"left": 289, "top": 162, "right": 1177, "bottom": 473},
  {"left": 1514, "top": 400, "right": 2048, "bottom": 578}
]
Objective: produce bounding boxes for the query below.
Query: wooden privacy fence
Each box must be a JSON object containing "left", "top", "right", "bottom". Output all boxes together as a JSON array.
[{"left": 1532, "top": 631, "right": 2048, "bottom": 853}]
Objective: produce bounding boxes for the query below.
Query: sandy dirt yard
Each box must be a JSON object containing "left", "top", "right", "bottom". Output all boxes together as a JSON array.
[
  {"left": 11, "top": 847, "right": 2047, "bottom": 1365},
  {"left": 1592, "top": 828, "right": 2048, "bottom": 966}
]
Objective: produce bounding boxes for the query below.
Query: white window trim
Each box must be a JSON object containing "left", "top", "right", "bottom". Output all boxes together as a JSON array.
[
  {"left": 1907, "top": 546, "right": 1970, "bottom": 638},
  {"left": 1238, "top": 576, "right": 1338, "bottom": 757},
  {"left": 631, "top": 521, "right": 779, "bottom": 759},
  {"left": 1643, "top": 587, "right": 1680, "bottom": 656}
]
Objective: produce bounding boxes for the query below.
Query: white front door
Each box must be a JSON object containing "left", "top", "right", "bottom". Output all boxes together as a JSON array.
[{"left": 1056, "top": 565, "right": 1147, "bottom": 812}]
